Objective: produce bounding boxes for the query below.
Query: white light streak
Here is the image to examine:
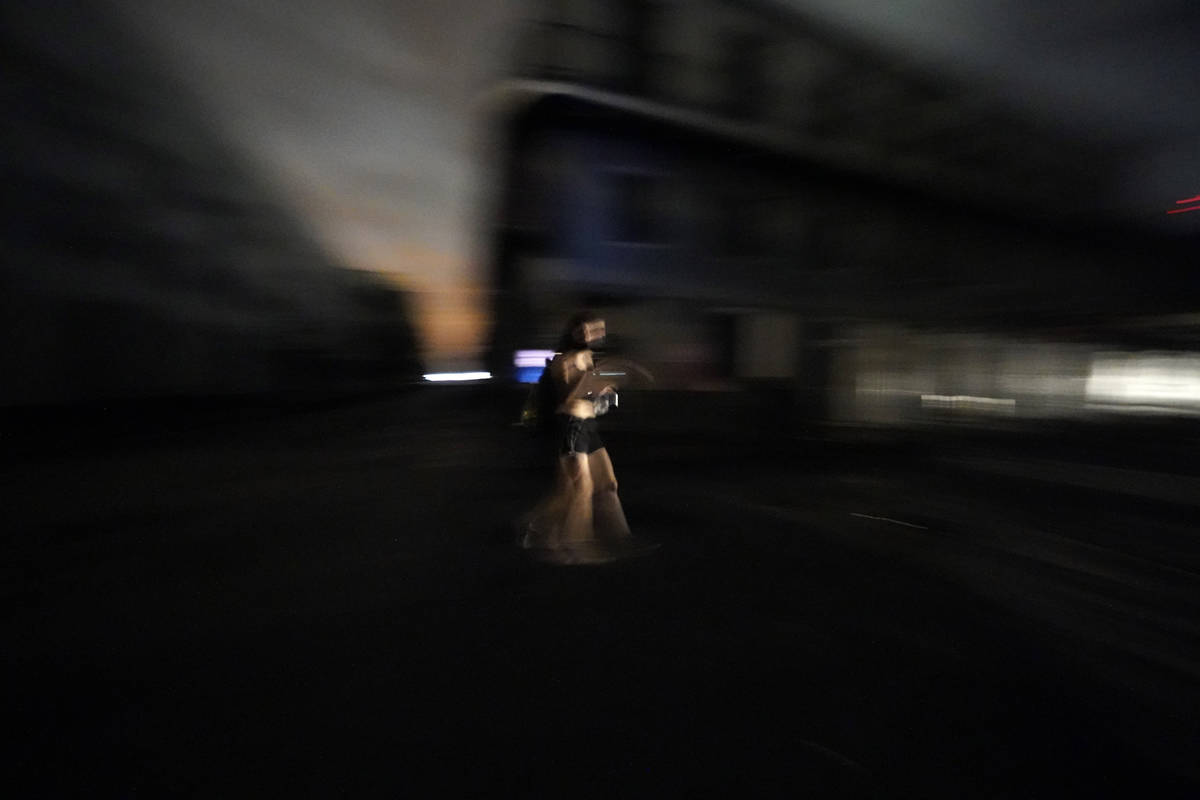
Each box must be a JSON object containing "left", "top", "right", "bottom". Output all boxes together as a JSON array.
[
  {"left": 1085, "top": 353, "right": 1200, "bottom": 409},
  {"left": 850, "top": 512, "right": 928, "bottom": 530},
  {"left": 920, "top": 395, "right": 1016, "bottom": 412},
  {"left": 514, "top": 349, "right": 556, "bottom": 368},
  {"left": 423, "top": 372, "right": 492, "bottom": 382}
]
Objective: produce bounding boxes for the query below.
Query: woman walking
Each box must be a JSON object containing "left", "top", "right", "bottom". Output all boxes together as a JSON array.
[{"left": 520, "top": 310, "right": 650, "bottom": 564}]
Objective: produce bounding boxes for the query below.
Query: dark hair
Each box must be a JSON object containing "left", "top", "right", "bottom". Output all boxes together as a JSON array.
[{"left": 556, "top": 309, "right": 602, "bottom": 351}]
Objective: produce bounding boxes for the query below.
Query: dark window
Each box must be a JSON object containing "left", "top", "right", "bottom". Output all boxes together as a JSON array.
[
  {"left": 610, "top": 171, "right": 658, "bottom": 243},
  {"left": 718, "top": 189, "right": 765, "bottom": 256}
]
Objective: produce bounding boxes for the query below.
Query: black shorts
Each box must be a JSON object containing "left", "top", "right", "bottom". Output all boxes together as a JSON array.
[{"left": 555, "top": 414, "right": 604, "bottom": 457}]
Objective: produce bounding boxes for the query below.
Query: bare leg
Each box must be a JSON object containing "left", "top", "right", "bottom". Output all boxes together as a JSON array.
[
  {"left": 521, "top": 470, "right": 567, "bottom": 549},
  {"left": 557, "top": 452, "right": 594, "bottom": 546},
  {"left": 589, "top": 448, "right": 631, "bottom": 542}
]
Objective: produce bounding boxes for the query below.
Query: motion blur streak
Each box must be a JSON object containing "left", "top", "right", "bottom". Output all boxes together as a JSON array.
[
  {"left": 6, "top": 1, "right": 1200, "bottom": 797},
  {"left": 1086, "top": 353, "right": 1200, "bottom": 413},
  {"left": 423, "top": 372, "right": 492, "bottom": 382}
]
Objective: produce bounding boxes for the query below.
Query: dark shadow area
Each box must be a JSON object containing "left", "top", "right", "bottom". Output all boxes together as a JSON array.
[{"left": 5, "top": 385, "right": 1200, "bottom": 797}]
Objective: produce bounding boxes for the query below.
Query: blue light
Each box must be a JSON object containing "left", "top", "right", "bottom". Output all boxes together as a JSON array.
[{"left": 516, "top": 366, "right": 545, "bottom": 384}]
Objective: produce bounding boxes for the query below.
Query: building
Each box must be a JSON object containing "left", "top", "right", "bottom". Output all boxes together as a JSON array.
[{"left": 484, "top": 0, "right": 1197, "bottom": 430}]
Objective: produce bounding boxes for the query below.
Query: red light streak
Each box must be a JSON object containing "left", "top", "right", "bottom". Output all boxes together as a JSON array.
[{"left": 1167, "top": 194, "right": 1200, "bottom": 215}]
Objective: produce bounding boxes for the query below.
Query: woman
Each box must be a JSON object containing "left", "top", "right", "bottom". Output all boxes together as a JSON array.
[{"left": 520, "top": 310, "right": 641, "bottom": 564}]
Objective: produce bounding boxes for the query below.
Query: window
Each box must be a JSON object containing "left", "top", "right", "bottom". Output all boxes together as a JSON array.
[{"left": 609, "top": 171, "right": 659, "bottom": 243}]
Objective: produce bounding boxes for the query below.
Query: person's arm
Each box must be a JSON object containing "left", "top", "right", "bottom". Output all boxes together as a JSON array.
[
  {"left": 590, "top": 356, "right": 654, "bottom": 387},
  {"left": 557, "top": 349, "right": 596, "bottom": 404},
  {"left": 575, "top": 349, "right": 595, "bottom": 374}
]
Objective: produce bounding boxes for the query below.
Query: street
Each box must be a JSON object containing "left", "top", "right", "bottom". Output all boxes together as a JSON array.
[{"left": 5, "top": 388, "right": 1199, "bottom": 797}]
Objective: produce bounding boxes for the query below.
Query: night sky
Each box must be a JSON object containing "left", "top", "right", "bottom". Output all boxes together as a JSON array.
[
  {"left": 92, "top": 0, "right": 1200, "bottom": 369},
  {"left": 779, "top": 0, "right": 1200, "bottom": 227},
  {"left": 106, "top": 0, "right": 526, "bottom": 372}
]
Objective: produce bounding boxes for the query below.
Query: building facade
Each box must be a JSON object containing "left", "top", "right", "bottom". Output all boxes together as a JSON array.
[{"left": 485, "top": 0, "right": 1197, "bottom": 428}]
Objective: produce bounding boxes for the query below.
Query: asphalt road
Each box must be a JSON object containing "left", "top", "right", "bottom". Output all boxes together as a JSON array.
[{"left": 5, "top": 388, "right": 1199, "bottom": 797}]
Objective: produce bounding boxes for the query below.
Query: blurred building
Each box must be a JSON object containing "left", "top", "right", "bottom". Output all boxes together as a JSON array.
[
  {"left": 484, "top": 0, "right": 1199, "bottom": 431},
  {"left": 1, "top": 2, "right": 423, "bottom": 407}
]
